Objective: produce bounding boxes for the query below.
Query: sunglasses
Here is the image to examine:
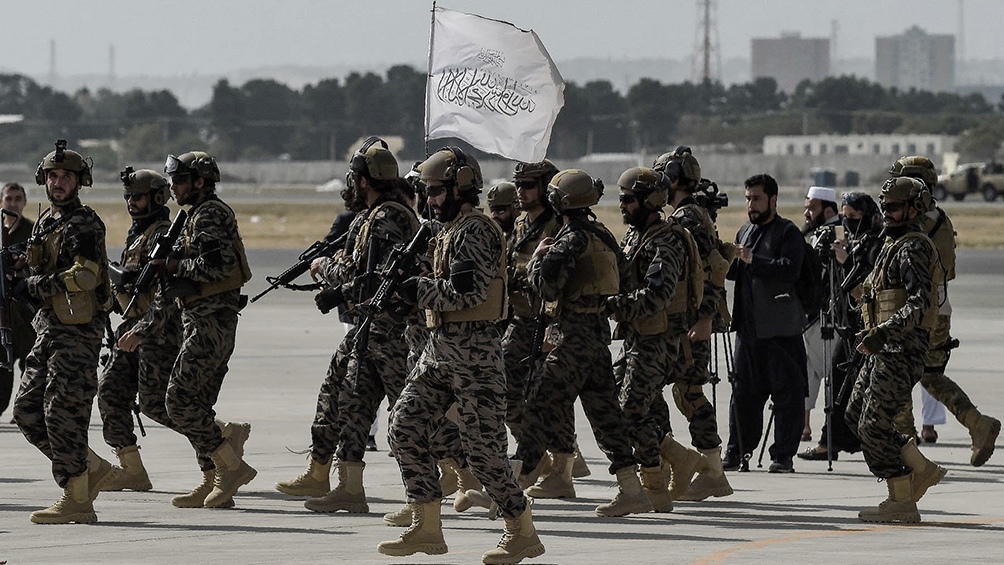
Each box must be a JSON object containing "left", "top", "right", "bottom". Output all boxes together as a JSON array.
[
  {"left": 425, "top": 184, "right": 446, "bottom": 197},
  {"left": 123, "top": 192, "right": 146, "bottom": 201},
  {"left": 880, "top": 201, "right": 906, "bottom": 213},
  {"left": 618, "top": 194, "right": 638, "bottom": 204},
  {"left": 515, "top": 180, "right": 538, "bottom": 190}
]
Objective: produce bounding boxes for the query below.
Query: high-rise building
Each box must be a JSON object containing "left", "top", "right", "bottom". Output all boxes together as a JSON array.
[
  {"left": 875, "top": 26, "right": 955, "bottom": 92},
  {"left": 750, "top": 32, "right": 829, "bottom": 93}
]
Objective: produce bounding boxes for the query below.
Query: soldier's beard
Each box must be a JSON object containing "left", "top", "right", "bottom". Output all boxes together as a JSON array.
[{"left": 434, "top": 191, "right": 463, "bottom": 223}]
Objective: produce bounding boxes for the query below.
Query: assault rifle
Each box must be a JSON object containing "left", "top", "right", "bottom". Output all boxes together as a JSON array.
[
  {"left": 521, "top": 303, "right": 550, "bottom": 401},
  {"left": 353, "top": 223, "right": 432, "bottom": 356},
  {"left": 0, "top": 209, "right": 16, "bottom": 372},
  {"left": 250, "top": 231, "right": 348, "bottom": 303},
  {"left": 122, "top": 209, "right": 188, "bottom": 318}
]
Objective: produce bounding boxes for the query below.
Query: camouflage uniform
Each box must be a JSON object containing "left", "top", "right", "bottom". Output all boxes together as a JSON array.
[
  {"left": 13, "top": 197, "right": 111, "bottom": 487},
  {"left": 1, "top": 214, "right": 35, "bottom": 415},
  {"left": 609, "top": 218, "right": 686, "bottom": 468},
  {"left": 388, "top": 209, "right": 527, "bottom": 518},
  {"left": 98, "top": 208, "right": 184, "bottom": 449},
  {"left": 319, "top": 196, "right": 417, "bottom": 464},
  {"left": 501, "top": 208, "right": 560, "bottom": 437},
  {"left": 515, "top": 216, "right": 636, "bottom": 475},
  {"left": 668, "top": 198, "right": 728, "bottom": 449},
  {"left": 165, "top": 194, "right": 251, "bottom": 471},
  {"left": 845, "top": 227, "right": 934, "bottom": 478}
]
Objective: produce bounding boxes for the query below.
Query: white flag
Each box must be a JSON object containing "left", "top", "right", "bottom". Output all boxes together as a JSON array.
[{"left": 426, "top": 6, "right": 564, "bottom": 162}]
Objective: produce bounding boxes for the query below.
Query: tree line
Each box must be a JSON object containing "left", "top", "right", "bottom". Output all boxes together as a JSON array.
[{"left": 1, "top": 66, "right": 1002, "bottom": 166}]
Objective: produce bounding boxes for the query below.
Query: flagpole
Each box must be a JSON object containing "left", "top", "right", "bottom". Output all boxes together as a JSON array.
[{"left": 424, "top": 1, "right": 437, "bottom": 158}]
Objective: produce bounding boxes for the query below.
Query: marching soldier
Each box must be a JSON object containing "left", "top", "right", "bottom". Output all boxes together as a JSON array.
[
  {"left": 96, "top": 168, "right": 184, "bottom": 491},
  {"left": 380, "top": 147, "right": 544, "bottom": 564},
  {"left": 161, "top": 151, "right": 255, "bottom": 509},
  {"left": 846, "top": 177, "right": 946, "bottom": 523},
  {"left": 606, "top": 166, "right": 688, "bottom": 512},
  {"left": 12, "top": 141, "right": 115, "bottom": 523}
]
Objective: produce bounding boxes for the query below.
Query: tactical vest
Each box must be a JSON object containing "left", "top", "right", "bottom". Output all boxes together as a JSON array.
[
  {"left": 180, "top": 198, "right": 252, "bottom": 305},
  {"left": 26, "top": 206, "right": 112, "bottom": 325},
  {"left": 114, "top": 219, "right": 171, "bottom": 318},
  {"left": 862, "top": 232, "right": 938, "bottom": 331},
  {"left": 617, "top": 221, "right": 672, "bottom": 336},
  {"left": 426, "top": 210, "right": 508, "bottom": 328},
  {"left": 353, "top": 200, "right": 420, "bottom": 273},
  {"left": 673, "top": 203, "right": 733, "bottom": 324},
  {"left": 545, "top": 226, "right": 620, "bottom": 317},
  {"left": 508, "top": 212, "right": 560, "bottom": 317}
]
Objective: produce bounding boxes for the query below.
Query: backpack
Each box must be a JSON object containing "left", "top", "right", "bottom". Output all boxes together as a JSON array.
[{"left": 795, "top": 240, "right": 824, "bottom": 321}]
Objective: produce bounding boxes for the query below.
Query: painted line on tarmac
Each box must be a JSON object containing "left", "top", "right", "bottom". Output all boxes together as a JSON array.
[{"left": 692, "top": 517, "right": 1004, "bottom": 565}]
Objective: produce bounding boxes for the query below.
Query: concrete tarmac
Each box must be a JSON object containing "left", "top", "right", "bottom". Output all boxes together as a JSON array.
[{"left": 2, "top": 250, "right": 1002, "bottom": 565}]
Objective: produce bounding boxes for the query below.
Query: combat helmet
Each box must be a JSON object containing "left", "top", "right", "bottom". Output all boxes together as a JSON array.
[
  {"left": 617, "top": 166, "right": 669, "bottom": 211},
  {"left": 419, "top": 146, "right": 483, "bottom": 192},
  {"left": 120, "top": 167, "right": 170, "bottom": 217},
  {"left": 487, "top": 181, "right": 517, "bottom": 207},
  {"left": 349, "top": 136, "right": 399, "bottom": 181},
  {"left": 889, "top": 155, "right": 938, "bottom": 189},
  {"left": 35, "top": 139, "right": 92, "bottom": 187},
  {"left": 880, "top": 176, "right": 930, "bottom": 223},
  {"left": 513, "top": 159, "right": 559, "bottom": 186},
  {"left": 164, "top": 151, "right": 221, "bottom": 183},
  {"left": 547, "top": 169, "right": 603, "bottom": 213},
  {"left": 653, "top": 145, "right": 701, "bottom": 189}
]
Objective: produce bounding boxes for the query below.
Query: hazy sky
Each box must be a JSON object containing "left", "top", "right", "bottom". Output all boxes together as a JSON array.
[{"left": 1, "top": 0, "right": 1000, "bottom": 78}]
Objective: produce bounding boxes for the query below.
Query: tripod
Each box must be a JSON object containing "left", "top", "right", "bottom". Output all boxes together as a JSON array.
[{"left": 819, "top": 248, "right": 838, "bottom": 471}]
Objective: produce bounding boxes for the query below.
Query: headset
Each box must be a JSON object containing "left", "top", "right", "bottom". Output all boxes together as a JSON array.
[{"left": 443, "top": 146, "right": 476, "bottom": 188}]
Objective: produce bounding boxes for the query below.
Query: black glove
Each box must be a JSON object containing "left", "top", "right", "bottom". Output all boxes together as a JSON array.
[
  {"left": 163, "top": 277, "right": 200, "bottom": 300},
  {"left": 397, "top": 276, "right": 420, "bottom": 305},
  {"left": 314, "top": 286, "right": 344, "bottom": 315}
]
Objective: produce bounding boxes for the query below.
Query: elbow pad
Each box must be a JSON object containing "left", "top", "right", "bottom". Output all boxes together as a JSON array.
[
  {"left": 450, "top": 260, "right": 478, "bottom": 294},
  {"left": 61, "top": 256, "right": 101, "bottom": 292}
]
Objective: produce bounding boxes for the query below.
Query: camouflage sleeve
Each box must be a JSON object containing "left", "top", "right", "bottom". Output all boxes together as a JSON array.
[
  {"left": 321, "top": 213, "right": 367, "bottom": 286},
  {"left": 678, "top": 209, "right": 724, "bottom": 319},
  {"left": 29, "top": 212, "right": 106, "bottom": 299},
  {"left": 176, "top": 204, "right": 237, "bottom": 284},
  {"left": 526, "top": 228, "right": 588, "bottom": 302},
  {"left": 882, "top": 236, "right": 934, "bottom": 337},
  {"left": 131, "top": 290, "right": 179, "bottom": 336},
  {"left": 416, "top": 218, "right": 502, "bottom": 312},
  {"left": 608, "top": 229, "right": 684, "bottom": 322}
]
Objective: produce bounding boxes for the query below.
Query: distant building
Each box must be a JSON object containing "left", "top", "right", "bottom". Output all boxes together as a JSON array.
[
  {"left": 751, "top": 32, "right": 829, "bottom": 93},
  {"left": 763, "top": 134, "right": 956, "bottom": 157},
  {"left": 875, "top": 26, "right": 955, "bottom": 92}
]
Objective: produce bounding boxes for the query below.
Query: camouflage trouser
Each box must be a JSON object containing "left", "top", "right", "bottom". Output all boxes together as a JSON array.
[
  {"left": 845, "top": 341, "right": 925, "bottom": 479},
  {"left": 166, "top": 296, "right": 239, "bottom": 471},
  {"left": 309, "top": 328, "right": 354, "bottom": 463},
  {"left": 13, "top": 310, "right": 104, "bottom": 487},
  {"left": 389, "top": 321, "right": 527, "bottom": 519},
  {"left": 614, "top": 330, "right": 678, "bottom": 468},
  {"left": 98, "top": 316, "right": 183, "bottom": 449},
  {"left": 335, "top": 319, "right": 409, "bottom": 463},
  {"left": 894, "top": 314, "right": 976, "bottom": 435},
  {"left": 668, "top": 336, "right": 722, "bottom": 450},
  {"left": 517, "top": 313, "right": 636, "bottom": 475},
  {"left": 501, "top": 314, "right": 535, "bottom": 437}
]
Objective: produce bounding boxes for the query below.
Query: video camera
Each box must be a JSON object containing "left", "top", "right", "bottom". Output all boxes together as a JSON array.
[{"left": 694, "top": 178, "right": 728, "bottom": 221}]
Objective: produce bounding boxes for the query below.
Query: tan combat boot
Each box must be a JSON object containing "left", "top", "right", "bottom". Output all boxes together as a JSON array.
[
  {"left": 275, "top": 456, "right": 331, "bottom": 497},
  {"left": 961, "top": 410, "right": 1001, "bottom": 467},
  {"left": 482, "top": 501, "right": 546, "bottom": 564},
  {"left": 30, "top": 473, "right": 97, "bottom": 524},
  {"left": 517, "top": 456, "right": 551, "bottom": 490},
  {"left": 660, "top": 433, "right": 708, "bottom": 500},
  {"left": 525, "top": 453, "right": 575, "bottom": 499},
  {"left": 304, "top": 460, "right": 368, "bottom": 513},
  {"left": 639, "top": 465, "right": 673, "bottom": 512},
  {"left": 439, "top": 458, "right": 460, "bottom": 497},
  {"left": 86, "top": 448, "right": 114, "bottom": 500},
  {"left": 205, "top": 438, "right": 258, "bottom": 508},
  {"left": 173, "top": 470, "right": 217, "bottom": 508},
  {"left": 571, "top": 444, "right": 591, "bottom": 478},
  {"left": 384, "top": 502, "right": 415, "bottom": 527},
  {"left": 453, "top": 464, "right": 492, "bottom": 512},
  {"left": 595, "top": 465, "right": 653, "bottom": 517},
  {"left": 377, "top": 501, "right": 449, "bottom": 556},
  {"left": 676, "top": 446, "right": 734, "bottom": 501},
  {"left": 100, "top": 445, "right": 153, "bottom": 492},
  {"left": 858, "top": 474, "right": 921, "bottom": 523},
  {"left": 900, "top": 437, "right": 947, "bottom": 502},
  {"left": 217, "top": 419, "right": 252, "bottom": 458}
]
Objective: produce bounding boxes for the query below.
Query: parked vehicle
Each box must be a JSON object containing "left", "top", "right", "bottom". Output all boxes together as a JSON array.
[{"left": 935, "top": 162, "right": 1004, "bottom": 202}]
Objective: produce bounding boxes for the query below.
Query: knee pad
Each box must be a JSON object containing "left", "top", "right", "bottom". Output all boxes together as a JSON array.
[{"left": 672, "top": 382, "right": 709, "bottom": 420}]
